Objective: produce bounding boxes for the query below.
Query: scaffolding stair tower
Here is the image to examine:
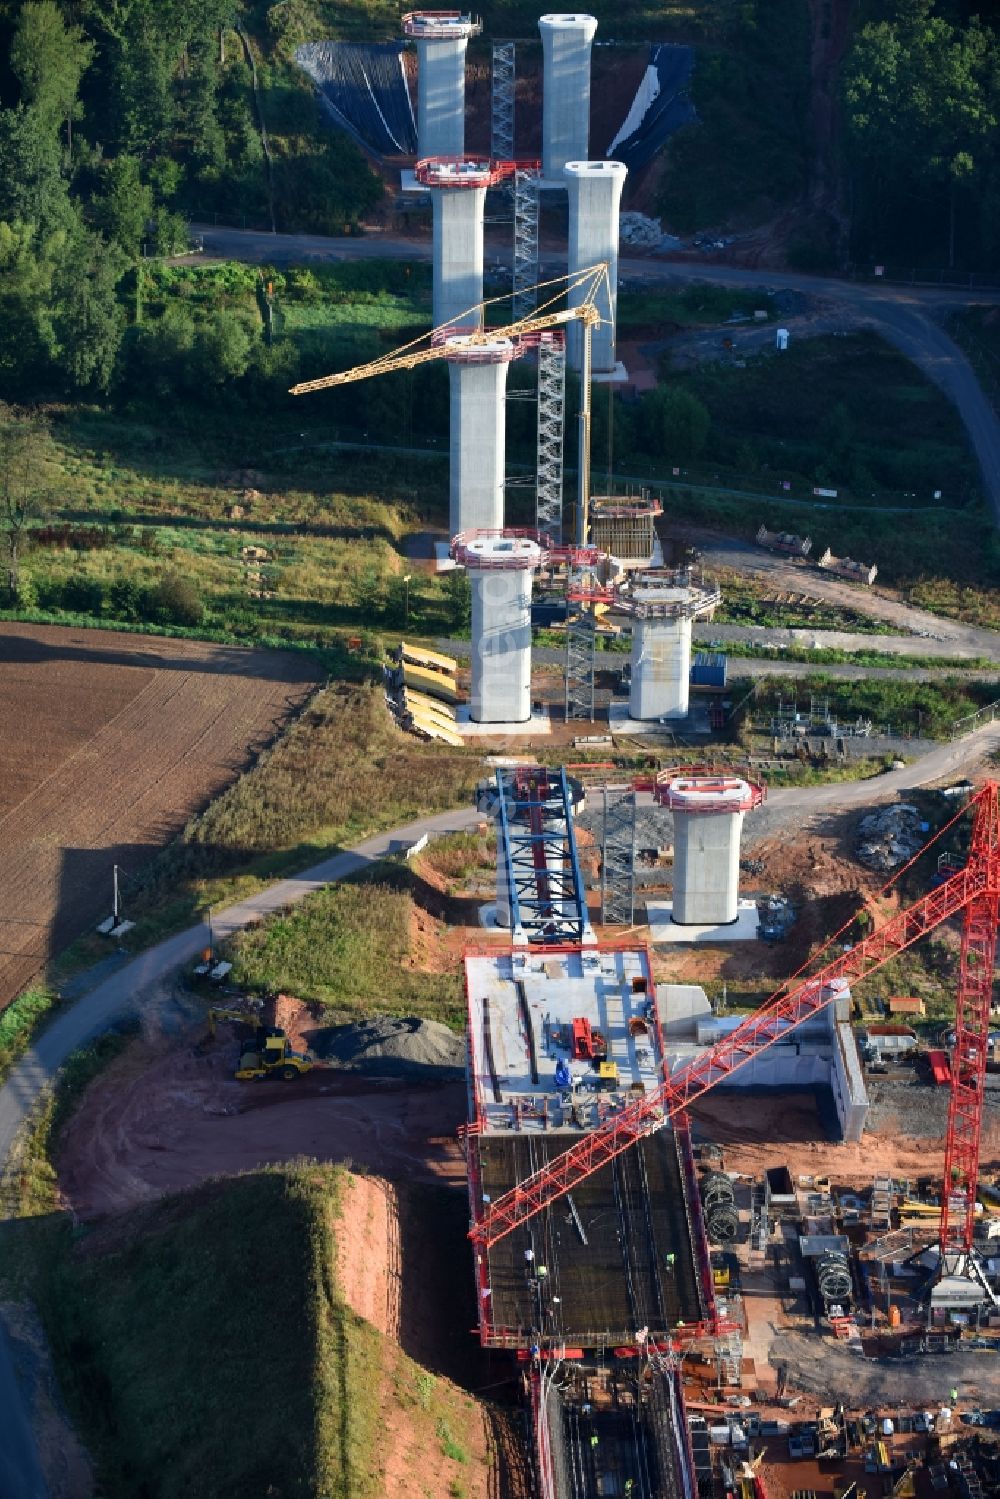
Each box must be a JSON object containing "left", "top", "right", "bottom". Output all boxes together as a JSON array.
[
  {"left": 600, "top": 786, "right": 637, "bottom": 925},
  {"left": 513, "top": 168, "right": 540, "bottom": 320},
  {"left": 716, "top": 1327, "right": 743, "bottom": 1388},
  {"left": 490, "top": 42, "right": 515, "bottom": 164},
  {"left": 494, "top": 766, "right": 595, "bottom": 946},
  {"left": 535, "top": 331, "right": 566, "bottom": 539},
  {"left": 564, "top": 600, "right": 597, "bottom": 723}
]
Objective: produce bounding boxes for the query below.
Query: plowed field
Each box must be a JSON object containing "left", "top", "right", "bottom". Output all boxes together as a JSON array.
[{"left": 0, "top": 623, "right": 319, "bottom": 1008}]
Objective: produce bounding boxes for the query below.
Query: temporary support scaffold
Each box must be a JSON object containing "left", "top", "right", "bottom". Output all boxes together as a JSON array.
[
  {"left": 600, "top": 786, "right": 637, "bottom": 925},
  {"left": 494, "top": 766, "right": 594, "bottom": 946},
  {"left": 490, "top": 41, "right": 515, "bottom": 164},
  {"left": 563, "top": 603, "right": 596, "bottom": 723},
  {"left": 513, "top": 168, "right": 540, "bottom": 320},
  {"left": 535, "top": 331, "right": 566, "bottom": 539}
]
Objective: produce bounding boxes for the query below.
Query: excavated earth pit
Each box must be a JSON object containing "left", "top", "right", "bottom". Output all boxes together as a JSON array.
[{"left": 56, "top": 1013, "right": 468, "bottom": 1221}]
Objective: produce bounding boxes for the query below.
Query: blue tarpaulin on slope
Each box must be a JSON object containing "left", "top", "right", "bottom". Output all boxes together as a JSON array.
[
  {"left": 607, "top": 43, "right": 696, "bottom": 171},
  {"left": 296, "top": 41, "right": 417, "bottom": 158}
]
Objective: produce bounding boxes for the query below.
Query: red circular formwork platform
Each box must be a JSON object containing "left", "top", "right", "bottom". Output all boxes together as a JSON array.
[
  {"left": 649, "top": 766, "right": 766, "bottom": 815},
  {"left": 415, "top": 155, "right": 541, "bottom": 188},
  {"left": 451, "top": 527, "right": 600, "bottom": 571},
  {"left": 401, "top": 11, "right": 482, "bottom": 38}
]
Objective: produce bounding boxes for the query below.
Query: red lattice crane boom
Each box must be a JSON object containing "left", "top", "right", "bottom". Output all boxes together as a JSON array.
[
  {"left": 941, "top": 784, "right": 1000, "bottom": 1253},
  {"left": 470, "top": 783, "right": 1000, "bottom": 1253}
]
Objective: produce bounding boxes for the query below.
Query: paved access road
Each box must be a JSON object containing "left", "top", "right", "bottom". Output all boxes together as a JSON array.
[
  {"left": 0, "top": 800, "right": 483, "bottom": 1164},
  {"left": 438, "top": 636, "right": 1000, "bottom": 685},
  {"left": 190, "top": 222, "right": 1000, "bottom": 524}
]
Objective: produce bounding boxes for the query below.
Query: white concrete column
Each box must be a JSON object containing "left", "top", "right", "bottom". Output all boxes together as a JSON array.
[
  {"left": 446, "top": 338, "right": 515, "bottom": 535},
  {"left": 470, "top": 567, "right": 534, "bottom": 722},
  {"left": 455, "top": 535, "right": 541, "bottom": 723},
  {"left": 538, "top": 14, "right": 597, "bottom": 181},
  {"left": 430, "top": 181, "right": 486, "bottom": 330},
  {"left": 671, "top": 810, "right": 745, "bottom": 926},
  {"left": 565, "top": 159, "right": 626, "bottom": 374},
  {"left": 415, "top": 37, "right": 469, "bottom": 157},
  {"left": 629, "top": 614, "right": 692, "bottom": 721},
  {"left": 403, "top": 14, "right": 480, "bottom": 158}
]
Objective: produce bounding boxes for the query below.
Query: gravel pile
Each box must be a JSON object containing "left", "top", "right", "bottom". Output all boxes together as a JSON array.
[
  {"left": 856, "top": 804, "right": 925, "bottom": 871},
  {"left": 619, "top": 211, "right": 666, "bottom": 247},
  {"left": 865, "top": 1077, "right": 950, "bottom": 1139},
  {"left": 308, "top": 1016, "right": 465, "bottom": 1080}
]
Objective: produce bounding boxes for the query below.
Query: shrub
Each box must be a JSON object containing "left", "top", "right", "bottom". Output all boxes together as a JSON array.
[
  {"left": 109, "top": 576, "right": 144, "bottom": 621},
  {"left": 61, "top": 576, "right": 106, "bottom": 615},
  {"left": 148, "top": 573, "right": 204, "bottom": 626}
]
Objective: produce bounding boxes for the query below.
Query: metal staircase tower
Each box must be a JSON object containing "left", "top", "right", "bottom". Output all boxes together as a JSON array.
[
  {"left": 535, "top": 331, "right": 566, "bottom": 539},
  {"left": 513, "top": 168, "right": 540, "bottom": 320},
  {"left": 494, "top": 766, "right": 594, "bottom": 946},
  {"left": 715, "top": 1328, "right": 743, "bottom": 1388},
  {"left": 491, "top": 42, "right": 515, "bottom": 164},
  {"left": 563, "top": 602, "right": 596, "bottom": 723},
  {"left": 600, "top": 787, "right": 636, "bottom": 925}
]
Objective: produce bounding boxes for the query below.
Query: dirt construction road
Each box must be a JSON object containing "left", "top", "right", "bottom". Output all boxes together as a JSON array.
[{"left": 57, "top": 1030, "right": 467, "bottom": 1218}]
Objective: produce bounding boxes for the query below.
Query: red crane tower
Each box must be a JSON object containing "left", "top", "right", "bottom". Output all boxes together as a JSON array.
[{"left": 469, "top": 782, "right": 1000, "bottom": 1301}]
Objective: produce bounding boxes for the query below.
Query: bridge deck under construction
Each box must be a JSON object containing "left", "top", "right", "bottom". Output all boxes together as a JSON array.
[{"left": 475, "top": 1130, "right": 704, "bottom": 1348}]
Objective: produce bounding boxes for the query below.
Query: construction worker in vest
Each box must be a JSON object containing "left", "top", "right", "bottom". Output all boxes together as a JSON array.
[
  {"left": 665, "top": 1252, "right": 676, "bottom": 1272},
  {"left": 590, "top": 1434, "right": 599, "bottom": 1449},
  {"left": 537, "top": 1264, "right": 548, "bottom": 1280}
]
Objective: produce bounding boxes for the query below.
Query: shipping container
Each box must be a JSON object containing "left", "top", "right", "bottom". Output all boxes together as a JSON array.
[{"left": 690, "top": 650, "right": 728, "bottom": 688}]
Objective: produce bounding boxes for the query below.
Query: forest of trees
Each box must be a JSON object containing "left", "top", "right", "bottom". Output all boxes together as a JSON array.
[
  {"left": 0, "top": 0, "right": 996, "bottom": 412},
  {"left": 843, "top": 0, "right": 1000, "bottom": 268},
  {"left": 0, "top": 0, "right": 381, "bottom": 403}
]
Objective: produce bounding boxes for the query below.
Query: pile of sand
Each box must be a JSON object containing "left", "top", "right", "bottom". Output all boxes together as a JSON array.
[{"left": 308, "top": 1016, "right": 465, "bottom": 1080}]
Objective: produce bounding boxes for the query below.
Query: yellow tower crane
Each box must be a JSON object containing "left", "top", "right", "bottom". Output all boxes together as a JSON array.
[{"left": 290, "top": 263, "right": 612, "bottom": 546}]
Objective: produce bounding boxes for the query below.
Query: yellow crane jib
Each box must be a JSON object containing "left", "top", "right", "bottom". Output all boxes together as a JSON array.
[{"left": 288, "top": 263, "right": 611, "bottom": 396}]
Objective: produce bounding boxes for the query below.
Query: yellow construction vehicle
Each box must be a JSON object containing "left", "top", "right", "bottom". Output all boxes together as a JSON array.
[
  {"left": 234, "top": 1027, "right": 315, "bottom": 1081},
  {"left": 207, "top": 1003, "right": 315, "bottom": 1081}
]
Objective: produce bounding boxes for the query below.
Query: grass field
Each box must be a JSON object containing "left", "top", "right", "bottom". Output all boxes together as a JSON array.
[
  {"left": 227, "top": 873, "right": 465, "bottom": 1026},
  {"left": 658, "top": 333, "right": 983, "bottom": 506},
  {"left": 7, "top": 284, "right": 996, "bottom": 647}
]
